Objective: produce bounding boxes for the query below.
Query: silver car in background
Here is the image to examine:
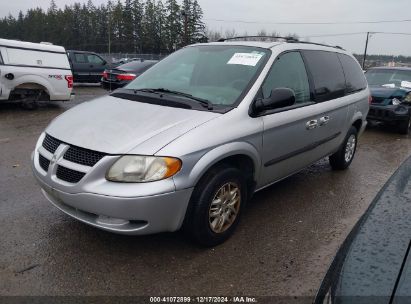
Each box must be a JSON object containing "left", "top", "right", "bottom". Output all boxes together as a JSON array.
[{"left": 32, "top": 38, "right": 369, "bottom": 246}]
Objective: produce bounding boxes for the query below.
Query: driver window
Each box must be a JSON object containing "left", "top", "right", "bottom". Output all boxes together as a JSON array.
[
  {"left": 262, "top": 52, "right": 310, "bottom": 104},
  {"left": 74, "top": 53, "right": 87, "bottom": 63},
  {"left": 88, "top": 54, "right": 104, "bottom": 65}
]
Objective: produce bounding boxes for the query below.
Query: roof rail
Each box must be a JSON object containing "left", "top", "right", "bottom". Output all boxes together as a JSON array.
[
  {"left": 217, "top": 36, "right": 299, "bottom": 42},
  {"left": 288, "top": 40, "right": 345, "bottom": 50},
  {"left": 217, "top": 35, "right": 345, "bottom": 50}
]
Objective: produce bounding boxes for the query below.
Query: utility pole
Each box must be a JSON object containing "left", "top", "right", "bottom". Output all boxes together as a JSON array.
[
  {"left": 108, "top": 6, "right": 111, "bottom": 61},
  {"left": 108, "top": 5, "right": 112, "bottom": 92},
  {"left": 362, "top": 32, "right": 370, "bottom": 70},
  {"left": 182, "top": 10, "right": 188, "bottom": 46}
]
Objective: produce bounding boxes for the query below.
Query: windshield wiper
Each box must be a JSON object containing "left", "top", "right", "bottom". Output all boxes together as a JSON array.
[{"left": 134, "top": 88, "right": 214, "bottom": 110}]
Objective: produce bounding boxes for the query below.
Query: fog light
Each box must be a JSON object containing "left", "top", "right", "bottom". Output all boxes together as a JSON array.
[{"left": 96, "top": 215, "right": 129, "bottom": 226}]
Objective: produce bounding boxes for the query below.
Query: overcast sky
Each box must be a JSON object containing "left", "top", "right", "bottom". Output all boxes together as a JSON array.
[{"left": 2, "top": 0, "right": 411, "bottom": 56}]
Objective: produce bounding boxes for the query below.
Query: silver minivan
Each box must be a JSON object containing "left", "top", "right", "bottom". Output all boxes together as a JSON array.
[{"left": 32, "top": 38, "right": 369, "bottom": 246}]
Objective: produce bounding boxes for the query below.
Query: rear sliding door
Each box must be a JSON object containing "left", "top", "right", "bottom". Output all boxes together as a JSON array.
[{"left": 300, "top": 50, "right": 349, "bottom": 158}]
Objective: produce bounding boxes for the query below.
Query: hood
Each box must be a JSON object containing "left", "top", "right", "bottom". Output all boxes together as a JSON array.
[
  {"left": 369, "top": 86, "right": 409, "bottom": 105},
  {"left": 46, "top": 95, "right": 220, "bottom": 154},
  {"left": 370, "top": 86, "right": 408, "bottom": 97}
]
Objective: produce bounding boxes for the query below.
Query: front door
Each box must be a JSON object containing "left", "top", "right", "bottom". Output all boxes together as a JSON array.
[
  {"left": 86, "top": 53, "right": 107, "bottom": 83},
  {"left": 72, "top": 52, "right": 90, "bottom": 82}
]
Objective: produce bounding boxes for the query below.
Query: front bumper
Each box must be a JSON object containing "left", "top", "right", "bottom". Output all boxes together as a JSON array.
[
  {"left": 37, "top": 179, "right": 193, "bottom": 235},
  {"left": 31, "top": 137, "right": 193, "bottom": 235},
  {"left": 367, "top": 104, "right": 410, "bottom": 123}
]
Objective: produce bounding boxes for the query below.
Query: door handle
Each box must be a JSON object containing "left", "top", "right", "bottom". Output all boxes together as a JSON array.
[
  {"left": 306, "top": 119, "right": 318, "bottom": 130},
  {"left": 319, "top": 116, "right": 330, "bottom": 126}
]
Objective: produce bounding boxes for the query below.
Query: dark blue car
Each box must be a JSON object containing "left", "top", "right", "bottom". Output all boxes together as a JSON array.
[
  {"left": 315, "top": 155, "right": 411, "bottom": 304},
  {"left": 366, "top": 67, "right": 411, "bottom": 134}
]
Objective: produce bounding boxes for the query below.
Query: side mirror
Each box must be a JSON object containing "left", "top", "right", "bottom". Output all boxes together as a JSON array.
[{"left": 255, "top": 88, "right": 296, "bottom": 112}]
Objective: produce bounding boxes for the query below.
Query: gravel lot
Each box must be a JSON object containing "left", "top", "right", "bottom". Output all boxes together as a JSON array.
[{"left": 1, "top": 86, "right": 411, "bottom": 299}]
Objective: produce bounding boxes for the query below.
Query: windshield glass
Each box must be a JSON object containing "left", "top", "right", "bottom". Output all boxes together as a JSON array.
[
  {"left": 365, "top": 69, "right": 411, "bottom": 87},
  {"left": 125, "top": 45, "right": 270, "bottom": 106}
]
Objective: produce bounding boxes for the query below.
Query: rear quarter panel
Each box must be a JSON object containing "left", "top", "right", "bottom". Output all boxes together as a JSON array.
[
  {"left": 1, "top": 66, "right": 72, "bottom": 100},
  {"left": 0, "top": 46, "right": 72, "bottom": 101}
]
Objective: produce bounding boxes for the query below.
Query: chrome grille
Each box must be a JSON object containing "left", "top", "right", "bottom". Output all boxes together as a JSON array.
[
  {"left": 63, "top": 146, "right": 106, "bottom": 167},
  {"left": 42, "top": 134, "right": 61, "bottom": 153},
  {"left": 56, "top": 166, "right": 86, "bottom": 183},
  {"left": 40, "top": 134, "right": 108, "bottom": 184},
  {"left": 39, "top": 154, "right": 50, "bottom": 172}
]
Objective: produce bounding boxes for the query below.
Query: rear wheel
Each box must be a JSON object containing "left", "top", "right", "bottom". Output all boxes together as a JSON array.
[
  {"left": 329, "top": 126, "right": 358, "bottom": 170},
  {"left": 12, "top": 89, "right": 47, "bottom": 110},
  {"left": 183, "top": 166, "right": 246, "bottom": 247},
  {"left": 398, "top": 116, "right": 411, "bottom": 135},
  {"left": 20, "top": 95, "right": 39, "bottom": 110}
]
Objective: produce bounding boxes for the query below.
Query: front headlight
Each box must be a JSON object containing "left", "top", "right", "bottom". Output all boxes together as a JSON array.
[
  {"left": 106, "top": 155, "right": 182, "bottom": 182},
  {"left": 392, "top": 98, "right": 401, "bottom": 105}
]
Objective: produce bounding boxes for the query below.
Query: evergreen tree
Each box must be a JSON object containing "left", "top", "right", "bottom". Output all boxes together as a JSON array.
[
  {"left": 95, "top": 4, "right": 110, "bottom": 53},
  {"left": 181, "top": 0, "right": 191, "bottom": 45},
  {"left": 131, "top": 0, "right": 144, "bottom": 53},
  {"left": 191, "top": 0, "right": 206, "bottom": 42},
  {"left": 16, "top": 11, "right": 24, "bottom": 40},
  {"left": 142, "top": 0, "right": 158, "bottom": 53},
  {"left": 155, "top": 0, "right": 167, "bottom": 52},
  {"left": 111, "top": 0, "right": 124, "bottom": 52},
  {"left": 165, "top": 0, "right": 182, "bottom": 51},
  {"left": 0, "top": 0, "right": 208, "bottom": 54},
  {"left": 123, "top": 0, "right": 134, "bottom": 51}
]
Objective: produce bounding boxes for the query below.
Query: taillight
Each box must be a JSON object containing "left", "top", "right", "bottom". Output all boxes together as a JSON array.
[
  {"left": 102, "top": 71, "right": 108, "bottom": 79},
  {"left": 368, "top": 95, "right": 373, "bottom": 104},
  {"left": 116, "top": 73, "right": 136, "bottom": 81},
  {"left": 65, "top": 75, "right": 73, "bottom": 88}
]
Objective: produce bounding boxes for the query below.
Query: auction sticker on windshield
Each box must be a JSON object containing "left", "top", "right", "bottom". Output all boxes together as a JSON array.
[{"left": 227, "top": 53, "right": 263, "bottom": 66}]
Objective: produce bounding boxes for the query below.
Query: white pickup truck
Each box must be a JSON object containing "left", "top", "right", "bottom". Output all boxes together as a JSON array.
[{"left": 0, "top": 39, "right": 73, "bottom": 108}]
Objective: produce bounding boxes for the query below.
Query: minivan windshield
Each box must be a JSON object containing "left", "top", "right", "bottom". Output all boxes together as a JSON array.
[
  {"left": 365, "top": 69, "right": 411, "bottom": 88},
  {"left": 125, "top": 45, "right": 270, "bottom": 106}
]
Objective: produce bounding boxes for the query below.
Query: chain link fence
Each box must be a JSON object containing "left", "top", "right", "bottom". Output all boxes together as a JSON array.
[{"left": 101, "top": 53, "right": 168, "bottom": 64}]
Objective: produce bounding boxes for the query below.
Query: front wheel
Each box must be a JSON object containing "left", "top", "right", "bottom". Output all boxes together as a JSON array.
[
  {"left": 329, "top": 126, "right": 358, "bottom": 170},
  {"left": 183, "top": 166, "right": 246, "bottom": 247}
]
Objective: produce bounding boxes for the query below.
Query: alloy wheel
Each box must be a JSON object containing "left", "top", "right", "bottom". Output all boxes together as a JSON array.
[
  {"left": 344, "top": 134, "right": 356, "bottom": 163},
  {"left": 208, "top": 182, "right": 241, "bottom": 234}
]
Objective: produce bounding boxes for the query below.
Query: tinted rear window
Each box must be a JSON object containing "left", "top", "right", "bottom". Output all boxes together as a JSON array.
[
  {"left": 338, "top": 54, "right": 367, "bottom": 93},
  {"left": 118, "top": 61, "right": 157, "bottom": 72},
  {"left": 303, "top": 50, "right": 346, "bottom": 102}
]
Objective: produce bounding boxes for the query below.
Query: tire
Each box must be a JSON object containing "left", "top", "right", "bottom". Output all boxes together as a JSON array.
[
  {"left": 183, "top": 165, "right": 247, "bottom": 247},
  {"left": 398, "top": 116, "right": 410, "bottom": 135},
  {"left": 20, "top": 100, "right": 39, "bottom": 110},
  {"left": 17, "top": 90, "right": 42, "bottom": 110},
  {"left": 329, "top": 126, "right": 358, "bottom": 170}
]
